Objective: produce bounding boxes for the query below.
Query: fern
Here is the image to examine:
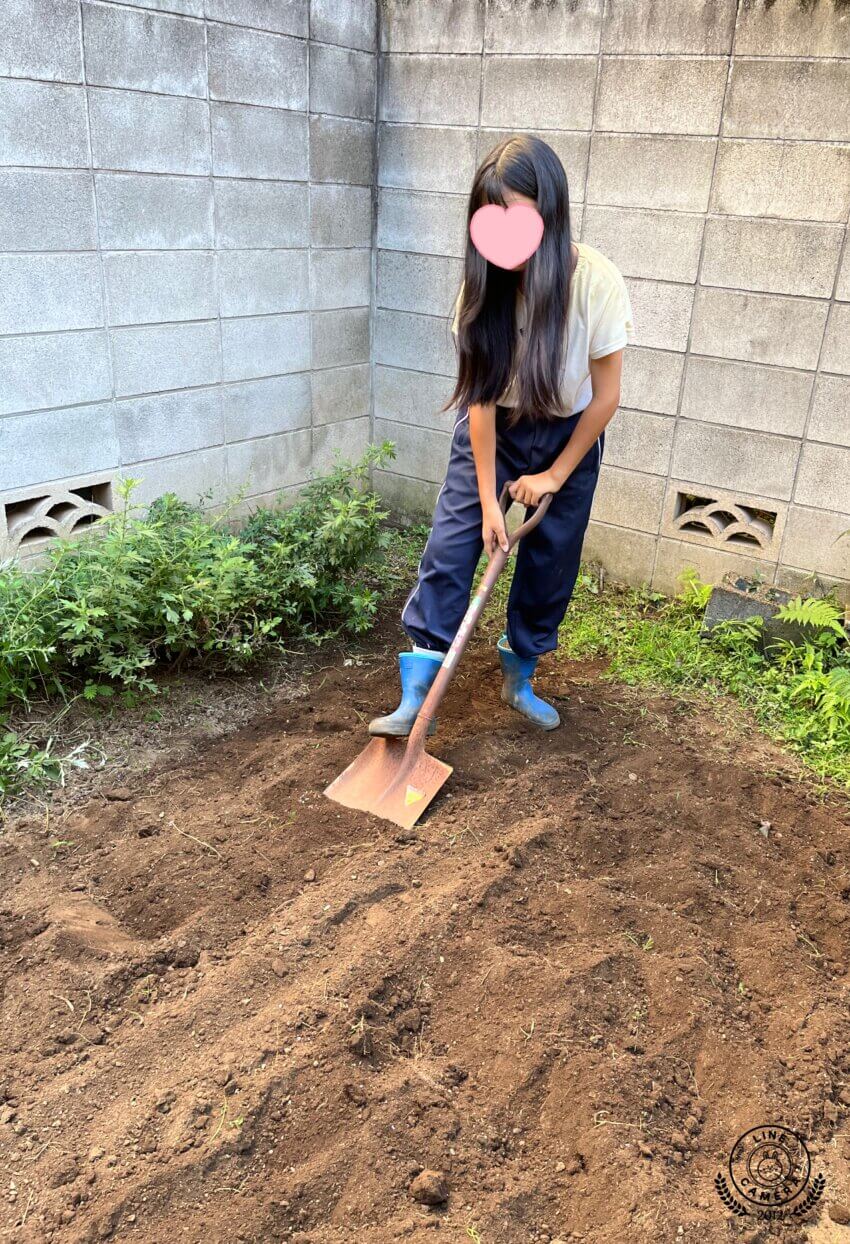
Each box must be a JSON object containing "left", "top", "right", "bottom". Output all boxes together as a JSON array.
[{"left": 775, "top": 595, "right": 847, "bottom": 639}]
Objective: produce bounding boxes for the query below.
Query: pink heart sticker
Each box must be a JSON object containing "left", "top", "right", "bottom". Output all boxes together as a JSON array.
[{"left": 469, "top": 203, "right": 544, "bottom": 270}]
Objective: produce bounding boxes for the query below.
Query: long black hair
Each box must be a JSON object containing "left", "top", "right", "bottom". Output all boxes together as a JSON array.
[{"left": 442, "top": 134, "right": 575, "bottom": 424}]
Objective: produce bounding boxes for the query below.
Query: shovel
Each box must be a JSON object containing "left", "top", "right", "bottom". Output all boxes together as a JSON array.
[{"left": 324, "top": 481, "right": 553, "bottom": 830}]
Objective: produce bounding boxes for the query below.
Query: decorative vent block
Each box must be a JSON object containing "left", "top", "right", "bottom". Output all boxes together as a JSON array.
[
  {"left": 662, "top": 482, "right": 785, "bottom": 559},
  {"left": 1, "top": 479, "right": 114, "bottom": 563}
]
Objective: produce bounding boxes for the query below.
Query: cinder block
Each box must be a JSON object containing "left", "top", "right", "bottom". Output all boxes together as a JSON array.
[
  {"left": 601, "top": 408, "right": 674, "bottom": 476},
  {"left": 220, "top": 312, "right": 310, "bottom": 382},
  {"left": 701, "top": 218, "right": 844, "bottom": 298},
  {"left": 781, "top": 504, "right": 850, "bottom": 580},
  {"left": 582, "top": 206, "right": 703, "bottom": 283},
  {"left": 218, "top": 249, "right": 310, "bottom": 317},
  {"left": 212, "top": 103, "right": 308, "bottom": 180},
  {"left": 127, "top": 447, "right": 228, "bottom": 507},
  {"left": 376, "top": 249, "right": 462, "bottom": 317},
  {"left": 620, "top": 346, "right": 684, "bottom": 416},
  {"left": 380, "top": 55, "right": 481, "bottom": 125},
  {"left": 587, "top": 135, "right": 716, "bottom": 212},
  {"left": 311, "top": 0, "right": 376, "bottom": 51},
  {"left": 373, "top": 418, "right": 451, "bottom": 484},
  {"left": 374, "top": 468, "right": 440, "bottom": 519},
  {"left": 111, "top": 321, "right": 221, "bottom": 396},
  {"left": 0, "top": 0, "right": 82, "bottom": 82},
  {"left": 310, "top": 248, "right": 371, "bottom": 310},
  {"left": 481, "top": 56, "right": 596, "bottom": 130},
  {"left": 374, "top": 308, "right": 455, "bottom": 379},
  {"left": 0, "top": 80, "right": 88, "bottom": 168},
  {"left": 592, "top": 465, "right": 666, "bottom": 533},
  {"left": 0, "top": 170, "right": 96, "bottom": 250},
  {"left": 96, "top": 173, "right": 213, "bottom": 249},
  {"left": 312, "top": 418, "right": 370, "bottom": 475},
  {"left": 809, "top": 374, "right": 850, "bottom": 449},
  {"left": 672, "top": 421, "right": 799, "bottom": 501},
  {"left": 0, "top": 330, "right": 111, "bottom": 416},
  {"left": 309, "top": 115, "right": 374, "bottom": 185},
  {"left": 681, "top": 356, "right": 813, "bottom": 438},
  {"left": 378, "top": 124, "right": 479, "bottom": 193},
  {"left": 711, "top": 140, "right": 850, "bottom": 224},
  {"left": 477, "top": 129, "right": 590, "bottom": 201},
  {"left": 602, "top": 0, "right": 736, "bottom": 53},
  {"left": 311, "top": 363, "right": 371, "bottom": 425},
  {"left": 81, "top": 3, "right": 205, "bottom": 96},
  {"left": 661, "top": 477, "right": 787, "bottom": 562},
  {"left": 0, "top": 404, "right": 119, "bottom": 491},
  {"left": 116, "top": 387, "right": 224, "bottom": 463},
  {"left": 310, "top": 42, "right": 376, "bottom": 120},
  {"left": 216, "top": 180, "right": 309, "bottom": 248},
  {"left": 485, "top": 0, "right": 602, "bottom": 53},
  {"left": 205, "top": 0, "right": 307, "bottom": 36},
  {"left": 380, "top": 0, "right": 483, "bottom": 52},
  {"left": 377, "top": 187, "right": 467, "bottom": 257},
  {"left": 104, "top": 252, "right": 215, "bottom": 325},
  {"left": 734, "top": 0, "right": 850, "bottom": 56},
  {"left": 0, "top": 255, "right": 103, "bottom": 335},
  {"left": 794, "top": 442, "right": 850, "bottom": 514},
  {"left": 208, "top": 23, "right": 307, "bottom": 109},
  {"left": 652, "top": 537, "right": 772, "bottom": 596},
  {"left": 690, "top": 287, "right": 828, "bottom": 370},
  {"left": 626, "top": 279, "right": 693, "bottom": 352},
  {"left": 374, "top": 365, "right": 456, "bottom": 433},
  {"left": 596, "top": 56, "right": 727, "bottom": 136},
  {"left": 582, "top": 521, "right": 656, "bottom": 586},
  {"left": 88, "top": 88, "right": 211, "bottom": 174},
  {"left": 310, "top": 184, "right": 371, "bottom": 248},
  {"left": 228, "top": 426, "right": 312, "bottom": 495},
  {"left": 312, "top": 307, "right": 370, "bottom": 370},
  {"left": 820, "top": 303, "right": 850, "bottom": 376},
  {"left": 724, "top": 60, "right": 850, "bottom": 142},
  {"left": 121, "top": 0, "right": 203, "bottom": 14},
  {"left": 223, "top": 372, "right": 312, "bottom": 441}
]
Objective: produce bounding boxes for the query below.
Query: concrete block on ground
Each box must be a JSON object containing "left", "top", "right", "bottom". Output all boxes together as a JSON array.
[
  {"left": 372, "top": 418, "right": 451, "bottom": 484},
  {"left": 310, "top": 184, "right": 372, "bottom": 248},
  {"left": 0, "top": 330, "right": 111, "bottom": 416},
  {"left": 0, "top": 255, "right": 103, "bottom": 335},
  {"left": 309, "top": 115, "right": 374, "bottom": 185},
  {"left": 592, "top": 465, "right": 666, "bottom": 533},
  {"left": 794, "top": 443, "right": 850, "bottom": 514},
  {"left": 311, "top": 364, "right": 371, "bottom": 426},
  {"left": 208, "top": 23, "right": 307, "bottom": 109},
  {"left": 223, "top": 372, "right": 312, "bottom": 442},
  {"left": 310, "top": 248, "right": 371, "bottom": 310},
  {"left": 582, "top": 521, "right": 656, "bottom": 586},
  {"left": 380, "top": 54, "right": 481, "bottom": 125},
  {"left": 311, "top": 307, "right": 370, "bottom": 370},
  {"left": 587, "top": 135, "right": 716, "bottom": 212},
  {"left": 0, "top": 80, "right": 88, "bottom": 168},
  {"left": 95, "top": 173, "right": 213, "bottom": 249},
  {"left": 690, "top": 287, "right": 827, "bottom": 370},
  {"left": 711, "top": 140, "right": 850, "bottom": 223},
  {"left": 220, "top": 312, "right": 310, "bottom": 382},
  {"left": 627, "top": 279, "right": 693, "bottom": 352},
  {"left": 781, "top": 504, "right": 850, "bottom": 581},
  {"left": 0, "top": 0, "right": 82, "bottom": 81},
  {"left": 652, "top": 537, "right": 773, "bottom": 597},
  {"left": 116, "top": 387, "right": 224, "bottom": 463},
  {"left": 81, "top": 2, "right": 205, "bottom": 96},
  {"left": 602, "top": 0, "right": 736, "bottom": 53},
  {"left": 377, "top": 187, "right": 467, "bottom": 257},
  {"left": 112, "top": 321, "right": 221, "bottom": 396},
  {"left": 379, "top": 124, "right": 479, "bottom": 193},
  {"left": 602, "top": 408, "right": 674, "bottom": 476},
  {"left": 374, "top": 365, "right": 456, "bottom": 433},
  {"left": 477, "top": 129, "right": 590, "bottom": 201},
  {"left": 0, "top": 403, "right": 118, "bottom": 491},
  {"left": 212, "top": 103, "right": 308, "bottom": 180},
  {"left": 484, "top": 0, "right": 602, "bottom": 53},
  {"left": 205, "top": 0, "right": 308, "bottom": 36},
  {"left": 127, "top": 446, "right": 228, "bottom": 507},
  {"left": 374, "top": 308, "right": 456, "bottom": 379},
  {"left": 311, "top": 417, "right": 370, "bottom": 476},
  {"left": 734, "top": 0, "right": 850, "bottom": 56},
  {"left": 0, "top": 170, "right": 96, "bottom": 250},
  {"left": 310, "top": 42, "right": 376, "bottom": 120},
  {"left": 596, "top": 56, "right": 727, "bottom": 135},
  {"left": 724, "top": 60, "right": 850, "bottom": 142},
  {"left": 481, "top": 56, "right": 596, "bottom": 130},
  {"left": 88, "top": 88, "right": 211, "bottom": 174},
  {"left": 311, "top": 0, "right": 376, "bottom": 51},
  {"left": 373, "top": 468, "right": 440, "bottom": 519},
  {"left": 809, "top": 375, "right": 850, "bottom": 449},
  {"left": 701, "top": 218, "right": 844, "bottom": 298},
  {"left": 218, "top": 248, "right": 310, "bottom": 317},
  {"left": 820, "top": 304, "right": 850, "bottom": 376},
  {"left": 376, "top": 249, "right": 462, "bottom": 318},
  {"left": 380, "top": 0, "right": 483, "bottom": 52},
  {"left": 620, "top": 346, "right": 684, "bottom": 416},
  {"left": 681, "top": 356, "right": 813, "bottom": 438},
  {"left": 672, "top": 421, "right": 799, "bottom": 501},
  {"left": 216, "top": 180, "right": 309, "bottom": 248},
  {"left": 104, "top": 251, "right": 216, "bottom": 326},
  {"left": 582, "top": 205, "right": 703, "bottom": 284}
]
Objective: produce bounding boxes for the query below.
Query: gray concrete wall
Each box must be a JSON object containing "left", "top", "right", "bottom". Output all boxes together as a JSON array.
[{"left": 0, "top": 0, "right": 375, "bottom": 561}]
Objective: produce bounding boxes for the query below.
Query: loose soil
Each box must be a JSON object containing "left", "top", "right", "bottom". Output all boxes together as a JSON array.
[{"left": 2, "top": 613, "right": 850, "bottom": 1244}]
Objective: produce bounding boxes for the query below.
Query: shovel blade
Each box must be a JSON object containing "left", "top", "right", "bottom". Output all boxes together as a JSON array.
[{"left": 324, "top": 736, "right": 453, "bottom": 830}]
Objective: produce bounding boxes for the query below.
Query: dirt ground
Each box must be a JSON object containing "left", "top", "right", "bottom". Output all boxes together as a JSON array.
[{"left": 2, "top": 612, "right": 850, "bottom": 1244}]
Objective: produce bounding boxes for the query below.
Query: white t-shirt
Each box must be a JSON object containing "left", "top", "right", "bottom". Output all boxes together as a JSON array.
[{"left": 450, "top": 241, "right": 635, "bottom": 416}]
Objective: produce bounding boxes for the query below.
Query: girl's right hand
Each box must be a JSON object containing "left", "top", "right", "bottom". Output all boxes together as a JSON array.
[{"left": 482, "top": 501, "right": 509, "bottom": 557}]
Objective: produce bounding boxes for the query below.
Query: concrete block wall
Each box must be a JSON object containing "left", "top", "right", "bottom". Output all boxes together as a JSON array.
[
  {"left": 0, "top": 0, "right": 376, "bottom": 561},
  {"left": 373, "top": 0, "right": 850, "bottom": 601}
]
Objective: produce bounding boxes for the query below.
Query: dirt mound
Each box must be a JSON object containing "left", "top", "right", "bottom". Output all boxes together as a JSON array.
[{"left": 1, "top": 628, "right": 849, "bottom": 1242}]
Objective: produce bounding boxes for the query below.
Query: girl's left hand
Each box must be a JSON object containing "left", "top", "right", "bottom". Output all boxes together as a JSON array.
[{"left": 509, "top": 470, "right": 560, "bottom": 507}]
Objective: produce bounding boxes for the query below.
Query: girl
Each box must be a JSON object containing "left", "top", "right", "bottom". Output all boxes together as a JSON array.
[{"left": 370, "top": 135, "right": 634, "bottom": 736}]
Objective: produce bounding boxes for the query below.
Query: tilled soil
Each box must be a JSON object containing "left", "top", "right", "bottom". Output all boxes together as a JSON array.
[{"left": 1, "top": 621, "right": 850, "bottom": 1244}]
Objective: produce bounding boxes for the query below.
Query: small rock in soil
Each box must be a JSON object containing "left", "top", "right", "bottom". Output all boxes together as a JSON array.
[
  {"left": 303, "top": 869, "right": 317, "bottom": 883},
  {"left": 829, "top": 1203, "right": 850, "bottom": 1225},
  {"left": 410, "top": 1169, "right": 449, "bottom": 1205},
  {"left": 104, "top": 787, "right": 133, "bottom": 802}
]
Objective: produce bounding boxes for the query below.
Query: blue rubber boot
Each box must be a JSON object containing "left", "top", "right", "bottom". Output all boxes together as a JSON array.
[
  {"left": 368, "top": 651, "right": 442, "bottom": 737},
  {"left": 498, "top": 634, "right": 560, "bottom": 730}
]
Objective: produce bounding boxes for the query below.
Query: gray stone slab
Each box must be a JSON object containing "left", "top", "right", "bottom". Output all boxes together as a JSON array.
[
  {"left": 220, "top": 311, "right": 310, "bottom": 381},
  {"left": 724, "top": 60, "right": 850, "bottom": 142},
  {"left": 81, "top": 2, "right": 206, "bottom": 96},
  {"left": 0, "top": 80, "right": 89, "bottom": 168},
  {"left": 681, "top": 356, "right": 813, "bottom": 438},
  {"left": 601, "top": 408, "right": 674, "bottom": 476},
  {"left": 593, "top": 464, "right": 667, "bottom": 533},
  {"left": 0, "top": 0, "right": 83, "bottom": 82},
  {"left": 781, "top": 504, "right": 850, "bottom": 580},
  {"left": 0, "top": 254, "right": 104, "bottom": 335},
  {"left": 596, "top": 55, "right": 727, "bottom": 136},
  {"left": 311, "top": 307, "right": 370, "bottom": 369},
  {"left": 310, "top": 183, "right": 372, "bottom": 248},
  {"left": 477, "top": 129, "right": 590, "bottom": 201},
  {"left": 380, "top": 0, "right": 483, "bottom": 52},
  {"left": 128, "top": 446, "right": 228, "bottom": 507},
  {"left": 216, "top": 179, "right": 309, "bottom": 247},
  {"left": 310, "top": 42, "right": 376, "bottom": 120},
  {"left": 374, "top": 307, "right": 455, "bottom": 378},
  {"left": 376, "top": 249, "right": 462, "bottom": 317},
  {"left": 311, "top": 0, "right": 376, "bottom": 50},
  {"left": 587, "top": 135, "right": 716, "bottom": 212},
  {"left": 116, "top": 387, "right": 224, "bottom": 462},
  {"left": 211, "top": 102, "right": 309, "bottom": 180},
  {"left": 701, "top": 218, "right": 844, "bottom": 299},
  {"left": 380, "top": 54, "right": 481, "bottom": 125},
  {"left": 809, "top": 374, "right": 850, "bottom": 449},
  {"left": 0, "top": 170, "right": 96, "bottom": 250},
  {"left": 0, "top": 403, "right": 118, "bottom": 491},
  {"left": 111, "top": 321, "right": 221, "bottom": 396},
  {"left": 218, "top": 248, "right": 310, "bottom": 316},
  {"left": 627, "top": 278, "right": 693, "bottom": 352},
  {"left": 602, "top": 0, "right": 737, "bottom": 53},
  {"left": 311, "top": 363, "right": 371, "bottom": 425},
  {"left": 690, "top": 287, "right": 828, "bottom": 371},
  {"left": 821, "top": 304, "right": 850, "bottom": 377},
  {"left": 208, "top": 22, "right": 307, "bottom": 109},
  {"left": 227, "top": 427, "right": 312, "bottom": 494},
  {"left": 620, "top": 346, "right": 684, "bottom": 416},
  {"left": 124, "top": 0, "right": 203, "bottom": 14},
  {"left": 794, "top": 442, "right": 850, "bottom": 514},
  {"left": 205, "top": 0, "right": 307, "bottom": 36},
  {"left": 373, "top": 468, "right": 439, "bottom": 519},
  {"left": 838, "top": 241, "right": 850, "bottom": 302},
  {"left": 95, "top": 172, "right": 214, "bottom": 248},
  {"left": 673, "top": 421, "right": 799, "bottom": 501},
  {"left": 309, "top": 115, "right": 374, "bottom": 185},
  {"left": 223, "top": 372, "right": 311, "bottom": 441},
  {"left": 583, "top": 520, "right": 657, "bottom": 587},
  {"left": 481, "top": 56, "right": 596, "bottom": 130},
  {"left": 377, "top": 187, "right": 467, "bottom": 257},
  {"left": 378, "top": 123, "right": 479, "bottom": 193},
  {"left": 88, "top": 87, "right": 211, "bottom": 174},
  {"left": 582, "top": 205, "right": 704, "bottom": 283},
  {"left": 312, "top": 416, "right": 369, "bottom": 474},
  {"left": 374, "top": 365, "right": 457, "bottom": 432},
  {"left": 373, "top": 417, "right": 450, "bottom": 484},
  {"left": 310, "top": 248, "right": 371, "bottom": 310},
  {"left": 104, "top": 251, "right": 217, "bottom": 326},
  {"left": 485, "top": 0, "right": 602, "bottom": 53},
  {"left": 0, "top": 330, "right": 111, "bottom": 416},
  {"left": 734, "top": 0, "right": 850, "bottom": 56},
  {"left": 711, "top": 140, "right": 850, "bottom": 224}
]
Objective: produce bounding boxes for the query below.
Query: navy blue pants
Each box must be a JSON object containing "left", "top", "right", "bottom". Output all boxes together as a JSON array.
[{"left": 401, "top": 404, "right": 604, "bottom": 660}]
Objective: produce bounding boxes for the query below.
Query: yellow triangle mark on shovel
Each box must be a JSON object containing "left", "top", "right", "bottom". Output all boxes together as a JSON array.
[{"left": 405, "top": 785, "right": 425, "bottom": 806}]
